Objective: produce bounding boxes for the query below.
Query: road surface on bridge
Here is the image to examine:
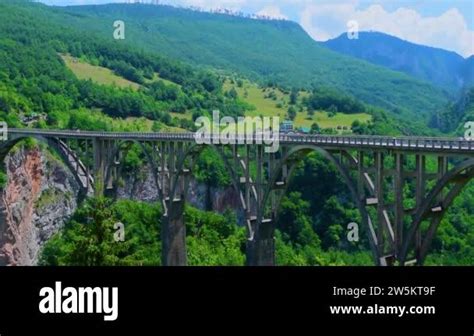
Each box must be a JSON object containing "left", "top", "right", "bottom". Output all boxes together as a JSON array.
[{"left": 8, "top": 128, "right": 474, "bottom": 154}]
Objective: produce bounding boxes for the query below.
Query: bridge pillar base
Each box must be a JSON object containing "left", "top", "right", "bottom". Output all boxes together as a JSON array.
[
  {"left": 246, "top": 219, "right": 275, "bottom": 266},
  {"left": 161, "top": 199, "right": 187, "bottom": 266}
]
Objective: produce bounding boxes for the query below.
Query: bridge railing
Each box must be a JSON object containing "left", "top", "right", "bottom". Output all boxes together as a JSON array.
[
  {"left": 7, "top": 128, "right": 474, "bottom": 151},
  {"left": 281, "top": 134, "right": 473, "bottom": 151}
]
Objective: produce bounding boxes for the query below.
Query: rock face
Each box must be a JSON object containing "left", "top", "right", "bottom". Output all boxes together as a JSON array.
[
  {"left": 0, "top": 147, "right": 79, "bottom": 266},
  {"left": 0, "top": 154, "right": 242, "bottom": 266},
  {"left": 117, "top": 166, "right": 242, "bottom": 215},
  {"left": 116, "top": 167, "right": 159, "bottom": 202},
  {"left": 186, "top": 180, "right": 242, "bottom": 214}
]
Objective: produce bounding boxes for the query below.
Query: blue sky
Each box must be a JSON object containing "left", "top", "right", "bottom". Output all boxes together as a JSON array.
[{"left": 39, "top": 0, "right": 474, "bottom": 57}]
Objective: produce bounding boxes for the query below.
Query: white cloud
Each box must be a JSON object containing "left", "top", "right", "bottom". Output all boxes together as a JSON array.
[{"left": 299, "top": 2, "right": 474, "bottom": 57}]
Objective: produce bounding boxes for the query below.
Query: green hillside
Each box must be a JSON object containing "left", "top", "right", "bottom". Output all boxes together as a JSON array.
[
  {"left": 61, "top": 51, "right": 369, "bottom": 131},
  {"left": 224, "top": 79, "right": 372, "bottom": 130},
  {"left": 323, "top": 32, "right": 468, "bottom": 92},
  {"left": 430, "top": 87, "right": 474, "bottom": 133},
  {"left": 53, "top": 3, "right": 450, "bottom": 121},
  {"left": 0, "top": 1, "right": 249, "bottom": 132},
  {"left": 61, "top": 54, "right": 142, "bottom": 90}
]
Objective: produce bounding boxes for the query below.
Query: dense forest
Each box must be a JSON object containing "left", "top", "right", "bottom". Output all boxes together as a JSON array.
[
  {"left": 323, "top": 31, "right": 472, "bottom": 92},
  {"left": 0, "top": 1, "right": 473, "bottom": 266},
  {"left": 55, "top": 2, "right": 451, "bottom": 121},
  {"left": 0, "top": 1, "right": 249, "bottom": 132},
  {"left": 430, "top": 87, "right": 474, "bottom": 133}
]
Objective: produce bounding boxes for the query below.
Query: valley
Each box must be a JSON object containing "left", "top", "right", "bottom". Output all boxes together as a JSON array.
[{"left": 0, "top": 1, "right": 472, "bottom": 266}]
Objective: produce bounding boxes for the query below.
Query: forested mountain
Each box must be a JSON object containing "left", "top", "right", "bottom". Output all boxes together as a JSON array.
[
  {"left": 323, "top": 32, "right": 471, "bottom": 92},
  {"left": 44, "top": 3, "right": 451, "bottom": 121},
  {"left": 462, "top": 56, "right": 474, "bottom": 87},
  {"left": 430, "top": 87, "right": 474, "bottom": 133},
  {"left": 0, "top": 1, "right": 246, "bottom": 131}
]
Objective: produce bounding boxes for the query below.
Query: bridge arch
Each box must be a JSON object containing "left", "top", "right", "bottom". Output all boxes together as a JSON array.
[
  {"left": 262, "top": 144, "right": 379, "bottom": 265},
  {"left": 165, "top": 143, "right": 474, "bottom": 266},
  {"left": 401, "top": 158, "right": 474, "bottom": 265},
  {"left": 168, "top": 142, "right": 247, "bottom": 215},
  {"left": 105, "top": 140, "right": 248, "bottom": 217},
  {"left": 0, "top": 135, "right": 92, "bottom": 199},
  {"left": 162, "top": 142, "right": 253, "bottom": 266},
  {"left": 103, "top": 139, "right": 168, "bottom": 204}
]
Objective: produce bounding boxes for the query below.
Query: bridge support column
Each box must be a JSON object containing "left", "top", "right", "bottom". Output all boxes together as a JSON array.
[
  {"left": 161, "top": 199, "right": 187, "bottom": 266},
  {"left": 414, "top": 155, "right": 426, "bottom": 264},
  {"left": 246, "top": 218, "right": 275, "bottom": 266},
  {"left": 374, "top": 151, "right": 385, "bottom": 260},
  {"left": 394, "top": 153, "right": 404, "bottom": 258},
  {"left": 93, "top": 138, "right": 107, "bottom": 197}
]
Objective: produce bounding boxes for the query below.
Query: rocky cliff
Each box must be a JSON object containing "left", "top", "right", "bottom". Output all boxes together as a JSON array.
[
  {"left": 0, "top": 147, "right": 79, "bottom": 266},
  {"left": 0, "top": 153, "right": 241, "bottom": 266},
  {"left": 116, "top": 165, "right": 242, "bottom": 215}
]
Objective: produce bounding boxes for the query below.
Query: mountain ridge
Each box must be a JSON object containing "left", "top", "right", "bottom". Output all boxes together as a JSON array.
[
  {"left": 323, "top": 31, "right": 472, "bottom": 91},
  {"left": 49, "top": 3, "right": 450, "bottom": 121}
]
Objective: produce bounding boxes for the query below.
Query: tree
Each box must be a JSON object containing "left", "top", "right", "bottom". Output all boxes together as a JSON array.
[
  {"left": 152, "top": 120, "right": 162, "bottom": 132},
  {"left": 290, "top": 89, "right": 298, "bottom": 105},
  {"left": 185, "top": 207, "right": 245, "bottom": 266},
  {"left": 278, "top": 192, "right": 320, "bottom": 247},
  {"left": 311, "top": 122, "right": 320, "bottom": 134},
  {"left": 351, "top": 120, "right": 371, "bottom": 135},
  {"left": 40, "top": 197, "right": 127, "bottom": 266},
  {"left": 287, "top": 106, "right": 297, "bottom": 120},
  {"left": 195, "top": 148, "right": 231, "bottom": 188},
  {"left": 40, "top": 198, "right": 162, "bottom": 266},
  {"left": 227, "top": 87, "right": 238, "bottom": 99}
]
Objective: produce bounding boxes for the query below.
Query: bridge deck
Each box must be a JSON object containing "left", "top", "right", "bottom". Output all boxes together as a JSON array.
[{"left": 7, "top": 128, "right": 474, "bottom": 154}]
